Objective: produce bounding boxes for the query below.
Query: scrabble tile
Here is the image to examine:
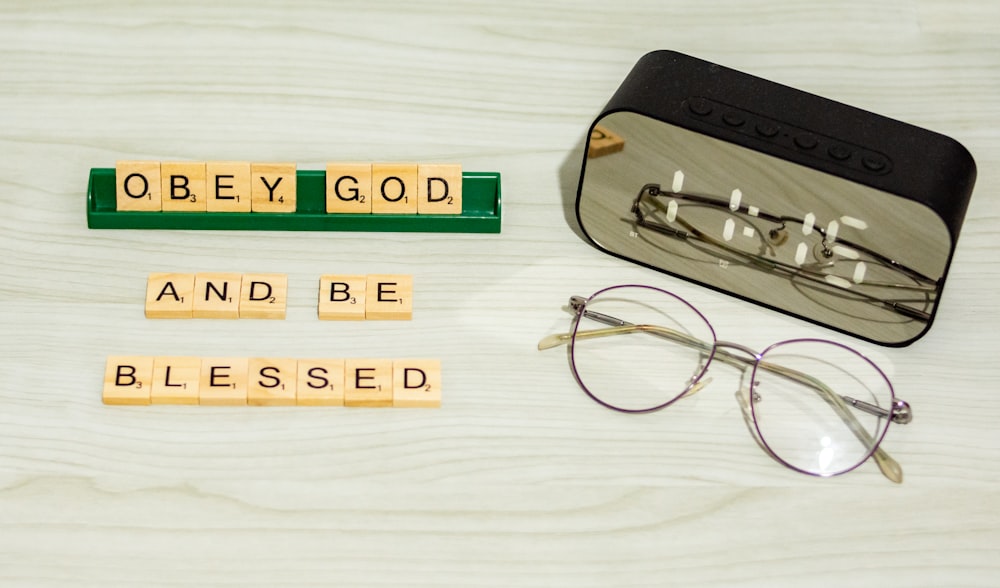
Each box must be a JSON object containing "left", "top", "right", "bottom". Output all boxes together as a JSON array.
[
  {"left": 587, "top": 124, "right": 625, "bottom": 158},
  {"left": 151, "top": 356, "right": 201, "bottom": 404},
  {"left": 392, "top": 359, "right": 442, "bottom": 408},
  {"left": 371, "top": 163, "right": 419, "bottom": 214},
  {"left": 145, "top": 273, "right": 195, "bottom": 318},
  {"left": 103, "top": 356, "right": 154, "bottom": 405},
  {"left": 417, "top": 164, "right": 462, "bottom": 215},
  {"left": 239, "top": 273, "right": 287, "bottom": 319},
  {"left": 206, "top": 161, "right": 252, "bottom": 212},
  {"left": 251, "top": 163, "right": 297, "bottom": 213},
  {"left": 247, "top": 358, "right": 297, "bottom": 406},
  {"left": 199, "top": 357, "right": 249, "bottom": 405},
  {"left": 365, "top": 274, "right": 412, "bottom": 320},
  {"left": 192, "top": 273, "right": 243, "bottom": 319},
  {"left": 115, "top": 161, "right": 162, "bottom": 211},
  {"left": 318, "top": 274, "right": 367, "bottom": 320},
  {"left": 326, "top": 163, "right": 373, "bottom": 214},
  {"left": 344, "top": 359, "right": 393, "bottom": 407},
  {"left": 160, "top": 162, "right": 207, "bottom": 212},
  {"left": 296, "top": 359, "right": 346, "bottom": 406}
]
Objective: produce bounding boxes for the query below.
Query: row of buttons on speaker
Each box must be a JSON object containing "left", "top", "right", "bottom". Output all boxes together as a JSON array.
[{"left": 685, "top": 97, "right": 892, "bottom": 175}]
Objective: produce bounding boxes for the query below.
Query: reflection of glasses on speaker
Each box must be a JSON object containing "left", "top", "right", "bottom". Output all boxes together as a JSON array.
[
  {"left": 538, "top": 284, "right": 913, "bottom": 482},
  {"left": 630, "top": 183, "right": 938, "bottom": 322}
]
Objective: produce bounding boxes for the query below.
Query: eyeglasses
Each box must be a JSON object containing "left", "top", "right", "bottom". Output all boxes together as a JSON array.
[
  {"left": 630, "top": 183, "right": 938, "bottom": 322},
  {"left": 538, "top": 284, "right": 913, "bottom": 482}
]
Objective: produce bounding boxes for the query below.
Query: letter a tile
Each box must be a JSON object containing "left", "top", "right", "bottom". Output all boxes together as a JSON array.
[{"left": 145, "top": 273, "right": 195, "bottom": 318}]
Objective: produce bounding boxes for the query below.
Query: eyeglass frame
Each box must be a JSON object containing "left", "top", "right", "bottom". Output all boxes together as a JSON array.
[
  {"left": 538, "top": 284, "right": 913, "bottom": 482},
  {"left": 629, "top": 183, "right": 939, "bottom": 322}
]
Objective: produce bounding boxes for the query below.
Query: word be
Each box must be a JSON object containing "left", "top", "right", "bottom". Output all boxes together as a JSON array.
[
  {"left": 115, "top": 161, "right": 462, "bottom": 216},
  {"left": 318, "top": 274, "right": 413, "bottom": 320},
  {"left": 103, "top": 356, "right": 441, "bottom": 408}
]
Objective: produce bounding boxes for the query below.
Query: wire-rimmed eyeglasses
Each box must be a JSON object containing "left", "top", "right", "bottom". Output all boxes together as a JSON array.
[
  {"left": 630, "top": 183, "right": 939, "bottom": 322},
  {"left": 538, "top": 284, "right": 912, "bottom": 482}
]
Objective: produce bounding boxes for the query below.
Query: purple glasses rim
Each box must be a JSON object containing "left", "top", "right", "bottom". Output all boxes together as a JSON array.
[
  {"left": 567, "top": 284, "right": 897, "bottom": 477},
  {"left": 749, "top": 337, "right": 896, "bottom": 478},
  {"left": 568, "top": 284, "right": 718, "bottom": 415}
]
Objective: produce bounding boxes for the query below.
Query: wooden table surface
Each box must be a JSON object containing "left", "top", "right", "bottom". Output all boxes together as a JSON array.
[{"left": 1, "top": 1, "right": 997, "bottom": 585}]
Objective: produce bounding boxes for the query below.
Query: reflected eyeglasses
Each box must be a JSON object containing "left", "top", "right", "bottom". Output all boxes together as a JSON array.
[
  {"left": 630, "top": 183, "right": 938, "bottom": 322},
  {"left": 538, "top": 284, "right": 912, "bottom": 482}
]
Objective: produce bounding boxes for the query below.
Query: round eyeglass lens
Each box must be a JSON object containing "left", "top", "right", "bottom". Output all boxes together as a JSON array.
[
  {"left": 749, "top": 339, "right": 894, "bottom": 477},
  {"left": 569, "top": 285, "right": 716, "bottom": 412}
]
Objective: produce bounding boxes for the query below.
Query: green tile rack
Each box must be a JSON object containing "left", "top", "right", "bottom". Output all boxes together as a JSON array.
[{"left": 87, "top": 168, "right": 501, "bottom": 233}]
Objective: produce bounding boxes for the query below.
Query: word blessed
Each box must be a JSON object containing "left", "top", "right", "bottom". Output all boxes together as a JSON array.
[
  {"left": 115, "top": 161, "right": 462, "bottom": 215},
  {"left": 103, "top": 356, "right": 441, "bottom": 408},
  {"left": 145, "top": 273, "right": 413, "bottom": 320}
]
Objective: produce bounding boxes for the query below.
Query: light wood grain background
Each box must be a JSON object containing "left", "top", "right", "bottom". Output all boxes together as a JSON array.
[{"left": 1, "top": 1, "right": 998, "bottom": 585}]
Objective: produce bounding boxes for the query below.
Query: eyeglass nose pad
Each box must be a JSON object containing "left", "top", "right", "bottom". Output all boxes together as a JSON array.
[
  {"left": 767, "top": 226, "right": 789, "bottom": 246},
  {"left": 681, "top": 376, "right": 712, "bottom": 399},
  {"left": 734, "top": 385, "right": 769, "bottom": 454}
]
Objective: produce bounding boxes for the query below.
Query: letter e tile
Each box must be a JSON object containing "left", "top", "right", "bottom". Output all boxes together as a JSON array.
[
  {"left": 365, "top": 274, "right": 412, "bottom": 320},
  {"left": 199, "top": 357, "right": 249, "bottom": 405},
  {"left": 344, "top": 359, "right": 393, "bottom": 407}
]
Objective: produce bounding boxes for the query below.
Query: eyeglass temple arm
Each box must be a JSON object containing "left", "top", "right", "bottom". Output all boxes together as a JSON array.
[{"left": 538, "top": 309, "right": 907, "bottom": 483}]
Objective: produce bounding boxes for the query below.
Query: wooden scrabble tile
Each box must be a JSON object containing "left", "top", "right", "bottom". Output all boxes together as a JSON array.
[
  {"left": 417, "top": 164, "right": 462, "bottom": 215},
  {"left": 365, "top": 274, "right": 412, "bottom": 320},
  {"left": 326, "top": 163, "right": 373, "bottom": 214},
  {"left": 251, "top": 163, "right": 297, "bottom": 213},
  {"left": 103, "top": 356, "right": 154, "bottom": 405},
  {"left": 151, "top": 356, "right": 201, "bottom": 404},
  {"left": 206, "top": 161, "right": 252, "bottom": 212},
  {"left": 239, "top": 273, "right": 287, "bottom": 319},
  {"left": 371, "top": 163, "right": 419, "bottom": 214},
  {"left": 160, "top": 162, "right": 207, "bottom": 212},
  {"left": 145, "top": 273, "right": 195, "bottom": 318},
  {"left": 392, "top": 359, "right": 442, "bottom": 408},
  {"left": 344, "top": 359, "right": 393, "bottom": 407},
  {"left": 115, "top": 161, "right": 162, "bottom": 211},
  {"left": 199, "top": 357, "right": 249, "bottom": 405},
  {"left": 247, "top": 358, "right": 297, "bottom": 406},
  {"left": 192, "top": 273, "right": 243, "bottom": 319},
  {"left": 296, "top": 359, "right": 346, "bottom": 406},
  {"left": 587, "top": 124, "right": 625, "bottom": 158},
  {"left": 318, "top": 274, "right": 367, "bottom": 320}
]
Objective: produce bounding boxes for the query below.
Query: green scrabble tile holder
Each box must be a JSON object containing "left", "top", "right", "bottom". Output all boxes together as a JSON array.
[{"left": 86, "top": 168, "right": 502, "bottom": 233}]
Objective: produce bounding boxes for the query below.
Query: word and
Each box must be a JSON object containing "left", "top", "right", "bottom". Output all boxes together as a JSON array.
[
  {"left": 145, "top": 273, "right": 413, "bottom": 320},
  {"left": 103, "top": 356, "right": 441, "bottom": 408},
  {"left": 115, "top": 161, "right": 462, "bottom": 215},
  {"left": 146, "top": 272, "right": 288, "bottom": 319}
]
